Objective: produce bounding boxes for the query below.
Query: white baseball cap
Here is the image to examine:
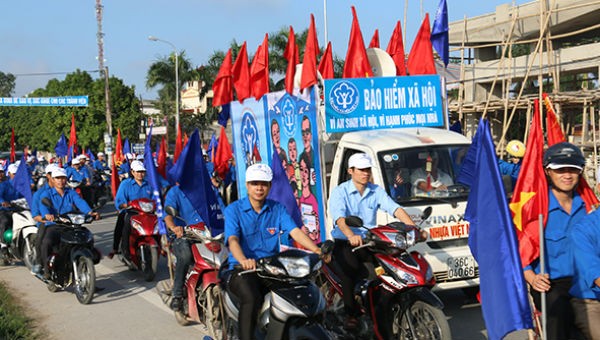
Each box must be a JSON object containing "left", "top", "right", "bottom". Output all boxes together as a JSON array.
[
  {"left": 45, "top": 163, "right": 58, "bottom": 174},
  {"left": 71, "top": 158, "right": 80, "bottom": 165},
  {"left": 245, "top": 163, "right": 273, "bottom": 182},
  {"left": 7, "top": 164, "right": 18, "bottom": 174},
  {"left": 52, "top": 167, "right": 67, "bottom": 178},
  {"left": 78, "top": 154, "right": 88, "bottom": 160},
  {"left": 97, "top": 152, "right": 105, "bottom": 157},
  {"left": 348, "top": 153, "right": 373, "bottom": 169},
  {"left": 130, "top": 160, "right": 146, "bottom": 172}
]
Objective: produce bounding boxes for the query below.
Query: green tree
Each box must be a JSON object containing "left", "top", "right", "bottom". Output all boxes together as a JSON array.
[
  {"left": 0, "top": 71, "right": 16, "bottom": 97},
  {"left": 0, "top": 69, "right": 141, "bottom": 152}
]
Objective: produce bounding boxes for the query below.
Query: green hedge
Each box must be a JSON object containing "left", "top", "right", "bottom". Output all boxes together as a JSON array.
[{"left": 0, "top": 281, "right": 36, "bottom": 340}]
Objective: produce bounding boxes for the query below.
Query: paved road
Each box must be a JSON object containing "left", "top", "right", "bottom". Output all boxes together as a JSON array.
[{"left": 0, "top": 202, "right": 529, "bottom": 339}]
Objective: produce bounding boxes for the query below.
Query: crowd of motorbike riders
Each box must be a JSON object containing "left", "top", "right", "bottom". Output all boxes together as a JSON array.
[{"left": 1, "top": 140, "right": 600, "bottom": 339}]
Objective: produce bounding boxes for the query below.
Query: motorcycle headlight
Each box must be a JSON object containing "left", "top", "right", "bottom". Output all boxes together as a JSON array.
[
  {"left": 394, "top": 233, "right": 407, "bottom": 249},
  {"left": 131, "top": 220, "right": 144, "bottom": 234},
  {"left": 264, "top": 264, "right": 286, "bottom": 276},
  {"left": 67, "top": 214, "right": 85, "bottom": 225},
  {"left": 278, "top": 256, "right": 311, "bottom": 278},
  {"left": 381, "top": 258, "right": 418, "bottom": 285},
  {"left": 139, "top": 201, "right": 154, "bottom": 213}
]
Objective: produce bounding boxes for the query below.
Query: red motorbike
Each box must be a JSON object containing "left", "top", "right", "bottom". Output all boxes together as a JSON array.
[
  {"left": 121, "top": 198, "right": 161, "bottom": 281},
  {"left": 318, "top": 208, "right": 452, "bottom": 340},
  {"left": 170, "top": 221, "right": 227, "bottom": 340}
]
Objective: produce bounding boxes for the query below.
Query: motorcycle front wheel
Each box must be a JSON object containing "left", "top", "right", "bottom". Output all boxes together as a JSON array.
[
  {"left": 141, "top": 246, "right": 158, "bottom": 282},
  {"left": 22, "top": 234, "right": 37, "bottom": 270},
  {"left": 74, "top": 256, "right": 96, "bottom": 304},
  {"left": 392, "top": 301, "right": 451, "bottom": 340}
]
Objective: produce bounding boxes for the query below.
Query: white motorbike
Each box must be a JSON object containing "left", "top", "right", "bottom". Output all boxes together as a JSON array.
[{"left": 0, "top": 198, "right": 38, "bottom": 269}]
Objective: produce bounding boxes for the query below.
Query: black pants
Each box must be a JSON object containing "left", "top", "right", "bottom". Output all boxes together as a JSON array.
[
  {"left": 530, "top": 277, "right": 575, "bottom": 340},
  {"left": 332, "top": 239, "right": 373, "bottom": 315},
  {"left": 40, "top": 225, "right": 62, "bottom": 272},
  {"left": 0, "top": 210, "right": 13, "bottom": 241},
  {"left": 80, "top": 185, "right": 96, "bottom": 208},
  {"left": 112, "top": 210, "right": 136, "bottom": 258},
  {"left": 228, "top": 270, "right": 272, "bottom": 340},
  {"left": 35, "top": 223, "right": 48, "bottom": 265}
]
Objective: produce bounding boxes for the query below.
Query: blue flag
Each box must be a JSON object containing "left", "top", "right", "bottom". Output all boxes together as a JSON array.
[
  {"left": 207, "top": 134, "right": 218, "bottom": 162},
  {"left": 431, "top": 0, "right": 449, "bottom": 67},
  {"left": 123, "top": 138, "right": 131, "bottom": 156},
  {"left": 268, "top": 146, "right": 303, "bottom": 227},
  {"left": 13, "top": 156, "right": 33, "bottom": 207},
  {"left": 218, "top": 103, "right": 231, "bottom": 127},
  {"left": 87, "top": 148, "right": 96, "bottom": 162},
  {"left": 55, "top": 133, "right": 68, "bottom": 157},
  {"left": 143, "top": 127, "right": 167, "bottom": 235},
  {"left": 168, "top": 129, "right": 224, "bottom": 235},
  {"left": 67, "top": 145, "right": 74, "bottom": 163},
  {"left": 459, "top": 119, "right": 533, "bottom": 340}
]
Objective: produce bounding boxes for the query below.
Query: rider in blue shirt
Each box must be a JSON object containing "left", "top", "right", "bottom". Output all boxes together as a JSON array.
[
  {"left": 163, "top": 185, "right": 206, "bottom": 311},
  {"left": 0, "top": 164, "right": 23, "bottom": 251},
  {"left": 523, "top": 142, "right": 588, "bottom": 339},
  {"left": 498, "top": 140, "right": 525, "bottom": 188},
  {"left": 109, "top": 160, "right": 152, "bottom": 261},
  {"left": 66, "top": 158, "right": 90, "bottom": 185},
  {"left": 37, "top": 167, "right": 99, "bottom": 277},
  {"left": 569, "top": 210, "right": 600, "bottom": 339},
  {"left": 328, "top": 153, "right": 415, "bottom": 331},
  {"left": 30, "top": 164, "right": 57, "bottom": 275},
  {"left": 93, "top": 152, "right": 108, "bottom": 172},
  {"left": 224, "top": 163, "right": 321, "bottom": 340}
]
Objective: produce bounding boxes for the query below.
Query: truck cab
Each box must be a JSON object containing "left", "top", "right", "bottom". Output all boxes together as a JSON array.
[{"left": 326, "top": 127, "right": 479, "bottom": 290}]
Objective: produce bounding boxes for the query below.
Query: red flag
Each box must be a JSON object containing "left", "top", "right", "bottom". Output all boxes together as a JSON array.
[
  {"left": 110, "top": 160, "right": 120, "bottom": 199},
  {"left": 250, "top": 34, "right": 270, "bottom": 100},
  {"left": 407, "top": 14, "right": 436, "bottom": 75},
  {"left": 68, "top": 113, "right": 78, "bottom": 154},
  {"left": 114, "top": 129, "right": 124, "bottom": 165},
  {"left": 232, "top": 42, "right": 250, "bottom": 103},
  {"left": 368, "top": 29, "right": 380, "bottom": 48},
  {"left": 318, "top": 42, "right": 334, "bottom": 80},
  {"left": 174, "top": 124, "right": 183, "bottom": 163},
  {"left": 343, "top": 6, "right": 372, "bottom": 78},
  {"left": 212, "top": 48, "right": 233, "bottom": 107},
  {"left": 10, "top": 128, "right": 15, "bottom": 163},
  {"left": 284, "top": 26, "right": 299, "bottom": 94},
  {"left": 509, "top": 99, "right": 548, "bottom": 267},
  {"left": 157, "top": 137, "right": 167, "bottom": 178},
  {"left": 214, "top": 126, "right": 233, "bottom": 180},
  {"left": 387, "top": 21, "right": 407, "bottom": 76},
  {"left": 300, "top": 14, "right": 319, "bottom": 90},
  {"left": 252, "top": 143, "right": 262, "bottom": 162},
  {"left": 543, "top": 93, "right": 599, "bottom": 210}
]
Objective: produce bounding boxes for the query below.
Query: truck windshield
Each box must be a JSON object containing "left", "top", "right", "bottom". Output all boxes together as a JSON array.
[{"left": 379, "top": 145, "right": 471, "bottom": 204}]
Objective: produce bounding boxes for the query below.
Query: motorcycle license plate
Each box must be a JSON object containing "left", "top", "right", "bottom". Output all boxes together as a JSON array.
[{"left": 446, "top": 256, "right": 476, "bottom": 279}]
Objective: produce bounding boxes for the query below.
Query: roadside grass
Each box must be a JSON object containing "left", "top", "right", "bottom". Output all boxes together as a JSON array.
[{"left": 0, "top": 280, "right": 38, "bottom": 340}]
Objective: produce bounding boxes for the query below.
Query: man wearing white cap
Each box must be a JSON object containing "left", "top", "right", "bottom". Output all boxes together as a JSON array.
[
  {"left": 93, "top": 152, "right": 108, "bottom": 172},
  {"left": 30, "top": 163, "right": 58, "bottom": 275},
  {"left": 328, "top": 152, "right": 416, "bottom": 330},
  {"left": 110, "top": 160, "right": 152, "bottom": 261},
  {"left": 118, "top": 153, "right": 135, "bottom": 178},
  {"left": 0, "top": 163, "right": 22, "bottom": 256},
  {"left": 37, "top": 167, "right": 99, "bottom": 277},
  {"left": 224, "top": 163, "right": 323, "bottom": 340}
]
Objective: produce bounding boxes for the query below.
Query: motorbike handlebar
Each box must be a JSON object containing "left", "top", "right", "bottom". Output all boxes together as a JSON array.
[{"left": 352, "top": 240, "right": 375, "bottom": 252}]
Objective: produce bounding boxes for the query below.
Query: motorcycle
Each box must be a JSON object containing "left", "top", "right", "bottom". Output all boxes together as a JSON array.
[
  {"left": 168, "top": 219, "right": 228, "bottom": 340},
  {"left": 38, "top": 198, "right": 101, "bottom": 305},
  {"left": 68, "top": 179, "right": 107, "bottom": 210},
  {"left": 91, "top": 169, "right": 111, "bottom": 209},
  {"left": 0, "top": 198, "right": 38, "bottom": 269},
  {"left": 317, "top": 208, "right": 452, "bottom": 340},
  {"left": 119, "top": 198, "right": 161, "bottom": 281},
  {"left": 221, "top": 240, "right": 335, "bottom": 340}
]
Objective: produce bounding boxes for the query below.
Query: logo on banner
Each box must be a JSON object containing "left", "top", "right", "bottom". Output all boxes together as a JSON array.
[
  {"left": 329, "top": 81, "right": 359, "bottom": 114},
  {"left": 281, "top": 97, "right": 296, "bottom": 137},
  {"left": 241, "top": 111, "right": 259, "bottom": 155}
]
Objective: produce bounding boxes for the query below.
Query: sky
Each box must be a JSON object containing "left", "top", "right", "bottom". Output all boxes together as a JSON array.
[{"left": 1, "top": 0, "right": 529, "bottom": 100}]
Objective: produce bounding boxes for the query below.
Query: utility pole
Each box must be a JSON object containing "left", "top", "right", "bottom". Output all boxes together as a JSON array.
[{"left": 96, "top": 0, "right": 113, "bottom": 137}]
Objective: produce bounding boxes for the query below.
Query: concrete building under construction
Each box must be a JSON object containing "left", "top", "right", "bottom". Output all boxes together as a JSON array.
[{"left": 447, "top": 0, "right": 600, "bottom": 167}]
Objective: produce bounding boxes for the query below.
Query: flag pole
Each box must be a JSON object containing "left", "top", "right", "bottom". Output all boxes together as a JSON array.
[{"left": 538, "top": 213, "right": 547, "bottom": 340}]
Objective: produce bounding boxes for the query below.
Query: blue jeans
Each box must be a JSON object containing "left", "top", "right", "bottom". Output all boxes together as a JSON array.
[{"left": 171, "top": 237, "right": 193, "bottom": 297}]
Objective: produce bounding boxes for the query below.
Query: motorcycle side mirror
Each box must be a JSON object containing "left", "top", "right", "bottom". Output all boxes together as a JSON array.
[
  {"left": 165, "top": 206, "right": 178, "bottom": 217},
  {"left": 345, "top": 216, "right": 363, "bottom": 228},
  {"left": 421, "top": 207, "right": 432, "bottom": 221},
  {"left": 320, "top": 240, "right": 335, "bottom": 255},
  {"left": 41, "top": 197, "right": 53, "bottom": 208}
]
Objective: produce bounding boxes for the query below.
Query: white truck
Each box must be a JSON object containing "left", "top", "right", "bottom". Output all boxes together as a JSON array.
[{"left": 325, "top": 126, "right": 479, "bottom": 291}]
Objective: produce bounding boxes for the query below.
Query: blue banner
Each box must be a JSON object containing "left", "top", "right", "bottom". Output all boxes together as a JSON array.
[
  {"left": 0, "top": 96, "right": 88, "bottom": 107},
  {"left": 324, "top": 75, "right": 443, "bottom": 133}
]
